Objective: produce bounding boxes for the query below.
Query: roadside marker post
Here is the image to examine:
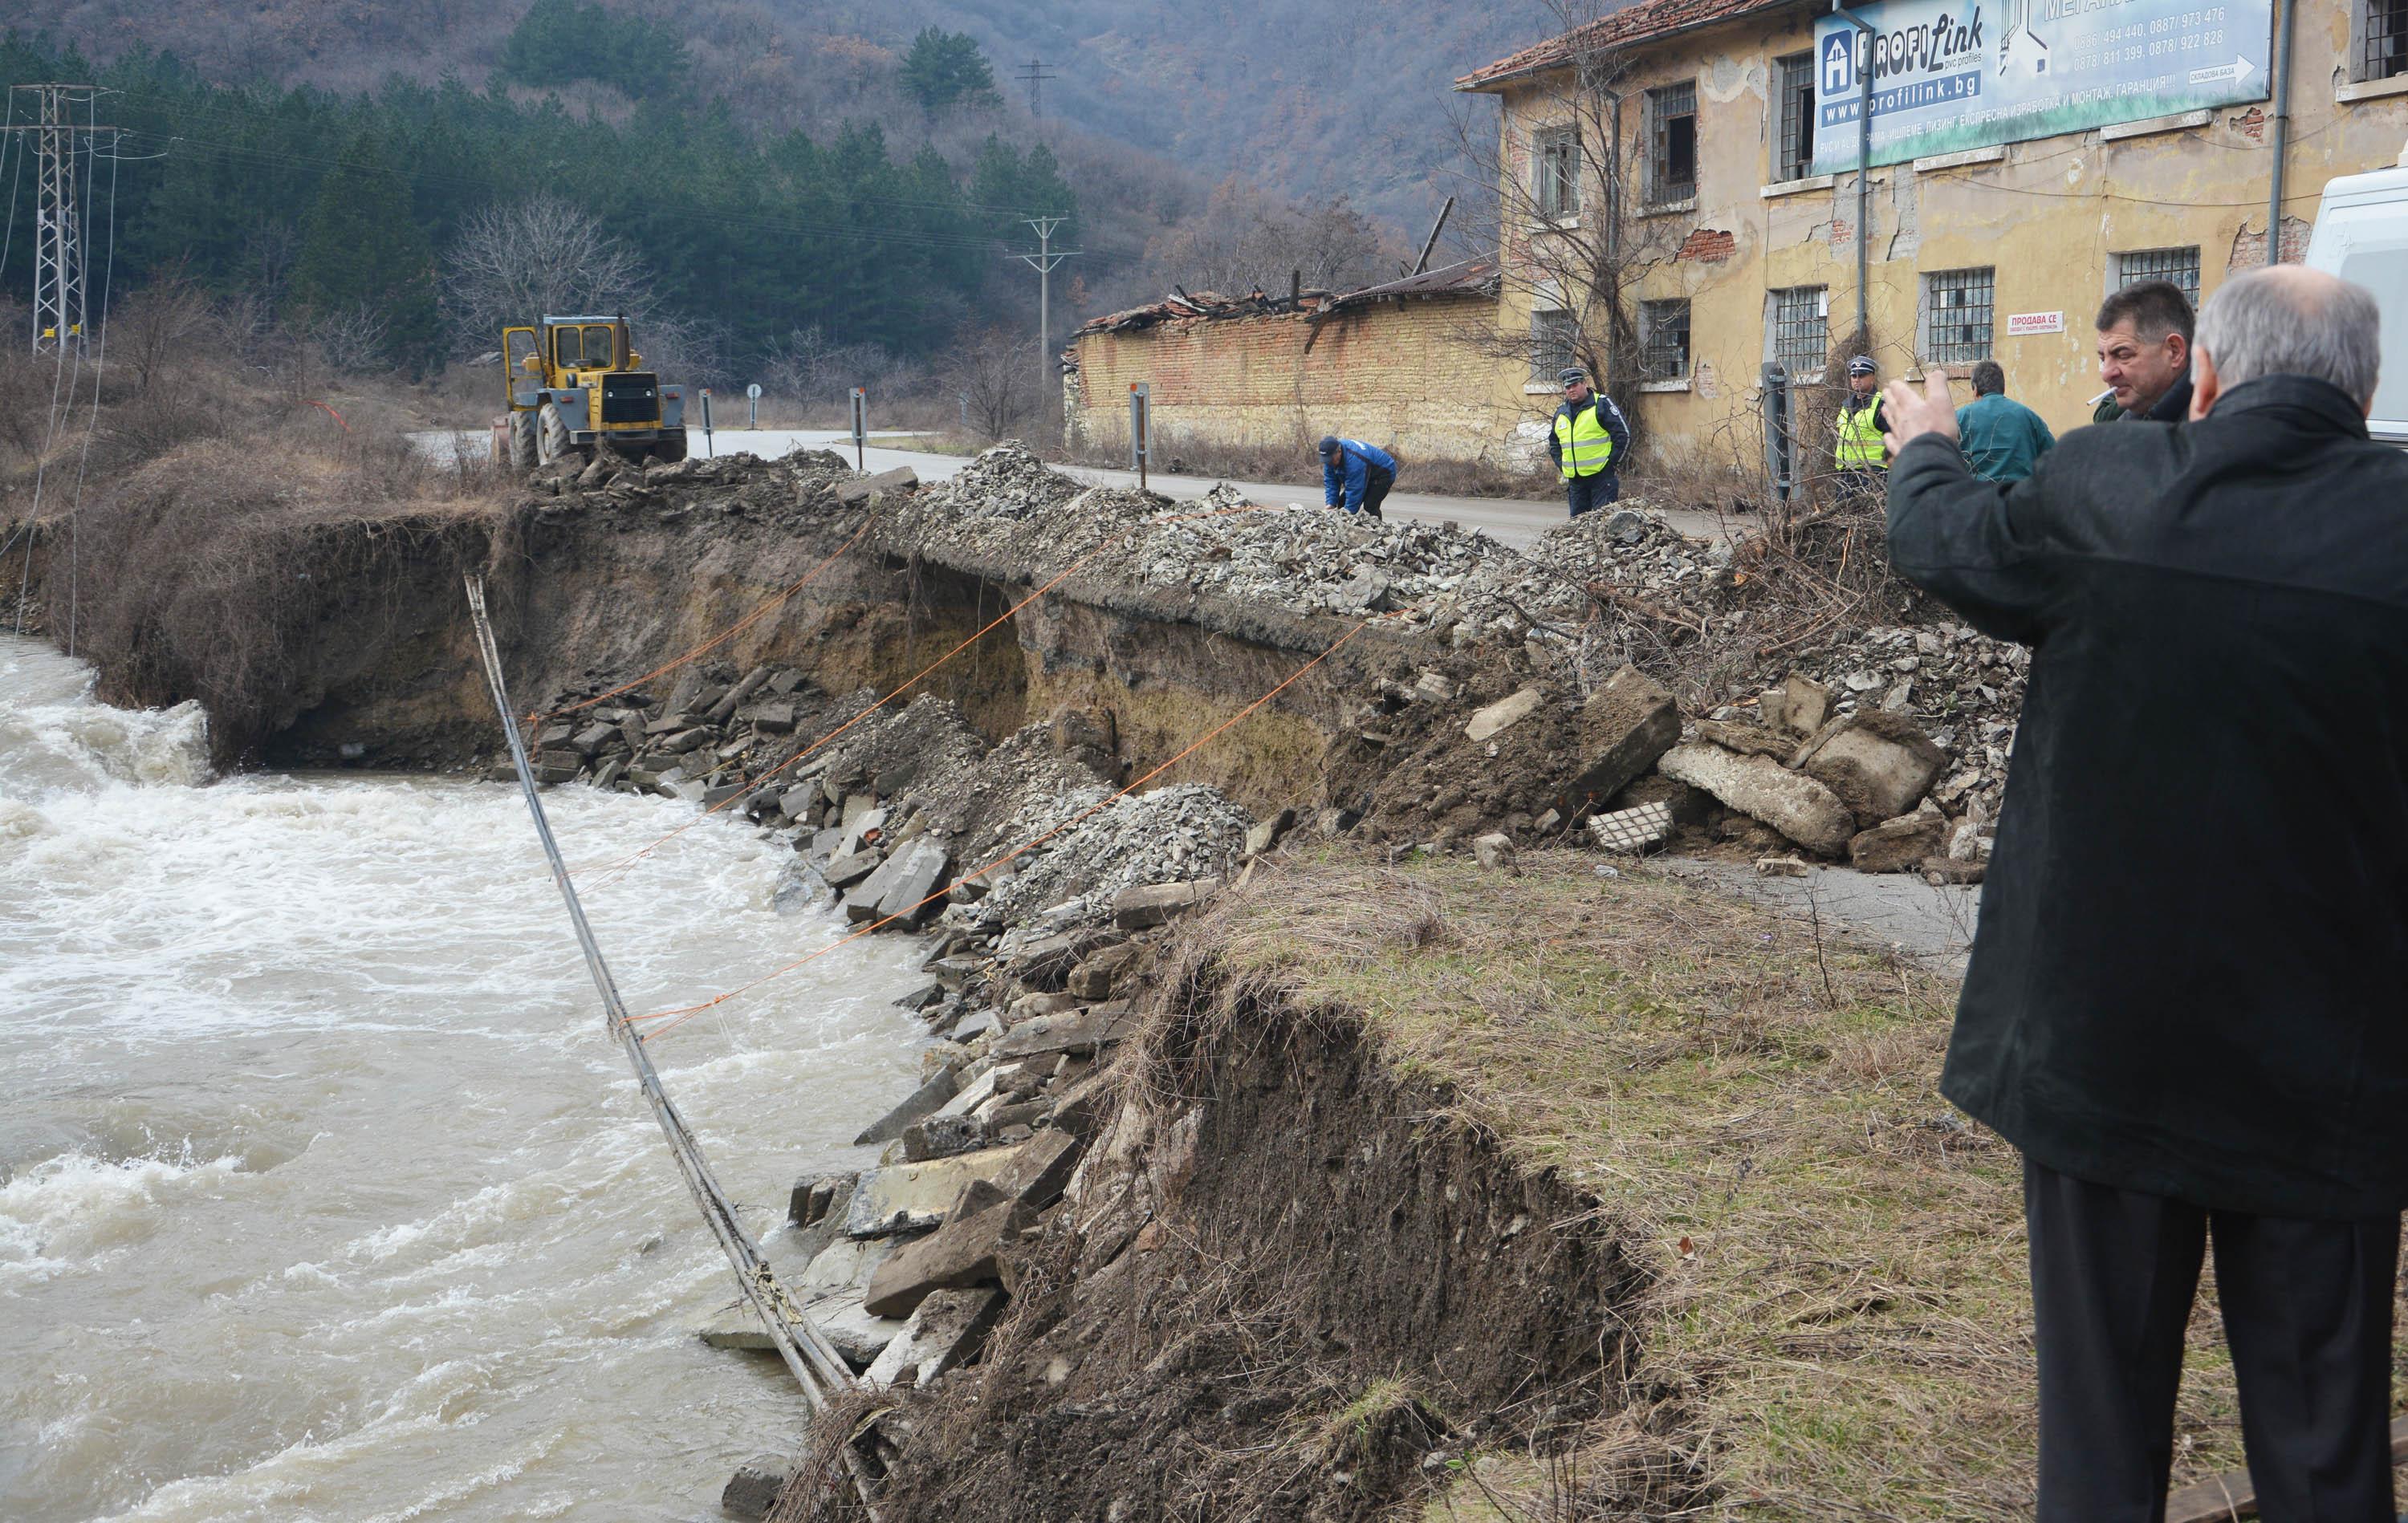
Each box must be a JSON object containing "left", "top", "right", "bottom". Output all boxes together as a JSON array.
[
  {"left": 746, "top": 381, "right": 761, "bottom": 429},
  {"left": 700, "top": 388, "right": 714, "bottom": 457},
  {"left": 849, "top": 387, "right": 868, "bottom": 472},
  {"left": 1129, "top": 382, "right": 1149, "bottom": 493}
]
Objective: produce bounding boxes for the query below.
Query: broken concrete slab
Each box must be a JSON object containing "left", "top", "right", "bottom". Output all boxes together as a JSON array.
[
  {"left": 1067, "top": 942, "right": 1145, "bottom": 1001},
  {"left": 988, "top": 1124, "right": 1083, "bottom": 1212},
  {"left": 853, "top": 1066, "right": 961, "bottom": 1146},
  {"left": 1112, "top": 878, "right": 1221, "bottom": 929},
  {"left": 862, "top": 1286, "right": 1005, "bottom": 1390},
  {"left": 835, "top": 464, "right": 918, "bottom": 506},
  {"left": 930, "top": 1066, "right": 1003, "bottom": 1121},
  {"left": 1921, "top": 856, "right": 1987, "bottom": 885},
  {"left": 863, "top": 1180, "right": 1028, "bottom": 1318},
  {"left": 1780, "top": 673, "right": 1833, "bottom": 737},
  {"left": 1465, "top": 686, "right": 1545, "bottom": 743},
  {"left": 1755, "top": 854, "right": 1811, "bottom": 877},
  {"left": 994, "top": 1001, "right": 1137, "bottom": 1062},
  {"left": 720, "top": 1455, "right": 787, "bottom": 1521},
  {"left": 874, "top": 838, "right": 952, "bottom": 924},
  {"left": 1565, "top": 665, "right": 1681, "bottom": 810},
  {"left": 1849, "top": 805, "right": 1949, "bottom": 873},
  {"left": 1658, "top": 741, "right": 1856, "bottom": 855},
  {"left": 1793, "top": 710, "right": 1947, "bottom": 826},
  {"left": 843, "top": 1145, "right": 1026, "bottom": 1238},
  {"left": 1694, "top": 720, "right": 1796, "bottom": 760},
  {"left": 901, "top": 1113, "right": 990, "bottom": 1162},
  {"left": 801, "top": 1290, "right": 909, "bottom": 1370},
  {"left": 1244, "top": 806, "right": 1296, "bottom": 856}
]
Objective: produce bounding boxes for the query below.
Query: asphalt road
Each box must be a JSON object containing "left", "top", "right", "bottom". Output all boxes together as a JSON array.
[{"left": 417, "top": 425, "right": 1744, "bottom": 548}]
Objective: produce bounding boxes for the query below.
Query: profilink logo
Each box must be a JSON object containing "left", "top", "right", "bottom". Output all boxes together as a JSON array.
[{"left": 1827, "top": 4, "right": 1987, "bottom": 90}]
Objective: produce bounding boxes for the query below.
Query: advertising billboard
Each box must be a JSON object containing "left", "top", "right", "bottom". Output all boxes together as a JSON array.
[{"left": 1810, "top": 0, "right": 2274, "bottom": 176}]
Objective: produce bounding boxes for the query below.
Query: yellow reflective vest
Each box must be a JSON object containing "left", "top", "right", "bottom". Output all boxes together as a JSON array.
[
  {"left": 1553, "top": 402, "right": 1616, "bottom": 479},
  {"left": 1834, "top": 396, "right": 1886, "bottom": 469}
]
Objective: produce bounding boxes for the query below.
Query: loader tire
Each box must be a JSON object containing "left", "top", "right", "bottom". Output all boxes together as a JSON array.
[
  {"left": 507, "top": 411, "right": 538, "bottom": 473},
  {"left": 536, "top": 402, "right": 574, "bottom": 467}
]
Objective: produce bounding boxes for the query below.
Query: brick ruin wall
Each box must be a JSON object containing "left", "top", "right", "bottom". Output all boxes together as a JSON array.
[{"left": 1064, "top": 296, "right": 1523, "bottom": 465}]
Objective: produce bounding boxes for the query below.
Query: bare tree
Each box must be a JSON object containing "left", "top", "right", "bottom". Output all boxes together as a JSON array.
[
  {"left": 113, "top": 264, "right": 217, "bottom": 394},
  {"left": 955, "top": 326, "right": 1036, "bottom": 441},
  {"left": 1141, "top": 177, "right": 1405, "bottom": 297},
  {"left": 305, "top": 303, "right": 393, "bottom": 377},
  {"left": 1443, "top": 0, "right": 1691, "bottom": 457},
  {"left": 440, "top": 195, "right": 657, "bottom": 356},
  {"left": 760, "top": 326, "right": 914, "bottom": 408}
]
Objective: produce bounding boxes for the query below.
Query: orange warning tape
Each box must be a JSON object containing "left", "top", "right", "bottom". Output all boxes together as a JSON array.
[
  {"left": 631, "top": 609, "right": 1394, "bottom": 1043},
  {"left": 584, "top": 504, "right": 1277, "bottom": 883},
  {"left": 529, "top": 510, "right": 881, "bottom": 729}
]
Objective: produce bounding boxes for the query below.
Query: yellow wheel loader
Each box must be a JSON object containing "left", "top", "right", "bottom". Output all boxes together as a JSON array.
[{"left": 492, "top": 315, "right": 689, "bottom": 473}]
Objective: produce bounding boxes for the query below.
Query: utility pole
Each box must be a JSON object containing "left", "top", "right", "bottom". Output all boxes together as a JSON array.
[
  {"left": 1015, "top": 59, "right": 1057, "bottom": 118},
  {"left": 1012, "top": 215, "right": 1079, "bottom": 420},
  {"left": 6, "top": 84, "right": 112, "bottom": 355}
]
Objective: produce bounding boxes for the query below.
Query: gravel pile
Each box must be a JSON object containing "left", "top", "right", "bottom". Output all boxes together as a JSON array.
[{"left": 974, "top": 783, "right": 1252, "bottom": 938}]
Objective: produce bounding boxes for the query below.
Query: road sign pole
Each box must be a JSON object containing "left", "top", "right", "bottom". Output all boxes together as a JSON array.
[
  {"left": 700, "top": 388, "right": 714, "bottom": 457},
  {"left": 849, "top": 387, "right": 868, "bottom": 472},
  {"left": 746, "top": 380, "right": 761, "bottom": 429},
  {"left": 1129, "top": 382, "right": 1149, "bottom": 493}
]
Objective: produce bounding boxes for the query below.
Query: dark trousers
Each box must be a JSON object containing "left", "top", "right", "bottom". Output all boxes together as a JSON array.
[
  {"left": 2024, "top": 1159, "right": 2398, "bottom": 1522},
  {"left": 1565, "top": 470, "right": 1619, "bottom": 518},
  {"left": 1355, "top": 465, "right": 1393, "bottom": 520}
]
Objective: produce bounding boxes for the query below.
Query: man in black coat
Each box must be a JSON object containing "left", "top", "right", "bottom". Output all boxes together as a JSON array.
[
  {"left": 2093, "top": 278, "right": 2195, "bottom": 424},
  {"left": 1881, "top": 264, "right": 2408, "bottom": 1521}
]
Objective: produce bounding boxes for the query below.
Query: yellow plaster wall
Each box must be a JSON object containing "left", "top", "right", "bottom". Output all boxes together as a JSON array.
[{"left": 1487, "top": 0, "right": 2408, "bottom": 460}]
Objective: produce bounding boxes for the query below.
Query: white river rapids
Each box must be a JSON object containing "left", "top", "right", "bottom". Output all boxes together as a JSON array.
[{"left": 0, "top": 635, "right": 928, "bottom": 1521}]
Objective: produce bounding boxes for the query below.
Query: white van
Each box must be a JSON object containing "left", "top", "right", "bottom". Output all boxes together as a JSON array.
[{"left": 2304, "top": 158, "right": 2408, "bottom": 444}]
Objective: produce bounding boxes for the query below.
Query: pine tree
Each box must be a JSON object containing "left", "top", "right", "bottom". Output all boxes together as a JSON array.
[
  {"left": 900, "top": 29, "right": 1001, "bottom": 117},
  {"left": 291, "top": 131, "right": 440, "bottom": 371}
]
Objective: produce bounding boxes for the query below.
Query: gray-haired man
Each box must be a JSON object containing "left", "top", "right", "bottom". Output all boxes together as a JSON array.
[{"left": 1881, "top": 264, "right": 2408, "bottom": 1521}]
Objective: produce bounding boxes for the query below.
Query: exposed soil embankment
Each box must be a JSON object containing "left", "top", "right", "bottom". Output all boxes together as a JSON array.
[{"left": 776, "top": 904, "right": 1669, "bottom": 1523}]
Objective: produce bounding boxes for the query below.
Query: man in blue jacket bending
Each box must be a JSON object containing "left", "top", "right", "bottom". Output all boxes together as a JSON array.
[{"left": 1318, "top": 435, "right": 1398, "bottom": 520}]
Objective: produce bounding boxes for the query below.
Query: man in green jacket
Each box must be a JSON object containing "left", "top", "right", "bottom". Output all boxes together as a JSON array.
[{"left": 1953, "top": 360, "right": 2056, "bottom": 483}]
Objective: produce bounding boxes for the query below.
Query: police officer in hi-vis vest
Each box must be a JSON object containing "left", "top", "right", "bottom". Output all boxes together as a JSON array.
[
  {"left": 1833, "top": 354, "right": 1890, "bottom": 497},
  {"left": 1547, "top": 367, "right": 1631, "bottom": 518}
]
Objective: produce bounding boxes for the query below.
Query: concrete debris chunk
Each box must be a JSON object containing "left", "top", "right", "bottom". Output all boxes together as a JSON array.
[
  {"left": 1780, "top": 674, "right": 1833, "bottom": 737},
  {"left": 1658, "top": 741, "right": 1856, "bottom": 855},
  {"left": 1564, "top": 665, "right": 1681, "bottom": 810},
  {"left": 835, "top": 464, "right": 919, "bottom": 506},
  {"left": 1755, "top": 854, "right": 1811, "bottom": 877},
  {"left": 852, "top": 1066, "right": 962, "bottom": 1146},
  {"left": 1848, "top": 804, "right": 1949, "bottom": 873},
  {"left": 1922, "top": 856, "right": 1987, "bottom": 885},
  {"left": 863, "top": 1179, "right": 1028, "bottom": 1318},
  {"left": 901, "top": 1113, "right": 990, "bottom": 1162},
  {"left": 1794, "top": 710, "right": 1948, "bottom": 825},
  {"left": 1244, "top": 806, "right": 1296, "bottom": 856},
  {"left": 1471, "top": 832, "right": 1517, "bottom": 871},
  {"left": 842, "top": 1146, "right": 1025, "bottom": 1238},
  {"left": 1693, "top": 720, "right": 1795, "bottom": 760},
  {"left": 1067, "top": 942, "right": 1145, "bottom": 1000},
  {"left": 874, "top": 838, "right": 953, "bottom": 925},
  {"left": 862, "top": 1286, "right": 1007, "bottom": 1389},
  {"left": 1589, "top": 799, "right": 1673, "bottom": 853},
  {"left": 720, "top": 1456, "right": 787, "bottom": 1521},
  {"left": 1465, "top": 687, "right": 1545, "bottom": 743},
  {"left": 994, "top": 1001, "right": 1137, "bottom": 1061},
  {"left": 824, "top": 850, "right": 882, "bottom": 890},
  {"left": 1112, "top": 877, "right": 1221, "bottom": 929}
]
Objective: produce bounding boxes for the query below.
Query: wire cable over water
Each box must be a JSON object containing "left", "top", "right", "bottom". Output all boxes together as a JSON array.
[{"left": 462, "top": 574, "right": 885, "bottom": 1517}]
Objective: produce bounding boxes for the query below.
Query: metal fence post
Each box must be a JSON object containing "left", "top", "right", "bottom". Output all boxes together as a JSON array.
[
  {"left": 700, "top": 388, "right": 714, "bottom": 457},
  {"left": 849, "top": 387, "right": 868, "bottom": 472}
]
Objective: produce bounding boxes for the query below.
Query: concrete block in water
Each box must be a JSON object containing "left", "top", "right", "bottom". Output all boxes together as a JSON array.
[{"left": 842, "top": 1145, "right": 1024, "bottom": 1238}]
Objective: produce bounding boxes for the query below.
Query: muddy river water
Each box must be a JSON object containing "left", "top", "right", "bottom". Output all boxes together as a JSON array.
[{"left": 0, "top": 636, "right": 925, "bottom": 1520}]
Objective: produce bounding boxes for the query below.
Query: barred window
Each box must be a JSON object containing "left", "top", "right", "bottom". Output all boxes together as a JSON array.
[
  {"left": 1531, "top": 309, "right": 1578, "bottom": 384},
  {"left": 1533, "top": 125, "right": 1580, "bottom": 217},
  {"left": 2368, "top": 0, "right": 2408, "bottom": 79},
  {"left": 1647, "top": 81, "right": 1698, "bottom": 203},
  {"left": 1770, "top": 286, "right": 1828, "bottom": 377},
  {"left": 2117, "top": 247, "right": 2201, "bottom": 307},
  {"left": 1775, "top": 53, "right": 1816, "bottom": 183},
  {"left": 1641, "top": 299, "right": 1691, "bottom": 380},
  {"left": 1922, "top": 267, "right": 1995, "bottom": 367}
]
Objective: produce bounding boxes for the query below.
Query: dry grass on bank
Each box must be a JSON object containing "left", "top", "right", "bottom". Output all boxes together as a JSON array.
[{"left": 1197, "top": 853, "right": 2261, "bottom": 1520}]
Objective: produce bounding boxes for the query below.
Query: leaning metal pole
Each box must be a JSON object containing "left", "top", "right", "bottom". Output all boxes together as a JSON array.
[{"left": 462, "top": 575, "right": 884, "bottom": 1518}]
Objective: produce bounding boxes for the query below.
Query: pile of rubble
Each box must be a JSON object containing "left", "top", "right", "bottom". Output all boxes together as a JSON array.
[{"left": 511, "top": 660, "right": 836, "bottom": 805}]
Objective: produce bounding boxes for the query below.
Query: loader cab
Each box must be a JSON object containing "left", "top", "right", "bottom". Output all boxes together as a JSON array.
[{"left": 540, "top": 315, "right": 630, "bottom": 382}]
